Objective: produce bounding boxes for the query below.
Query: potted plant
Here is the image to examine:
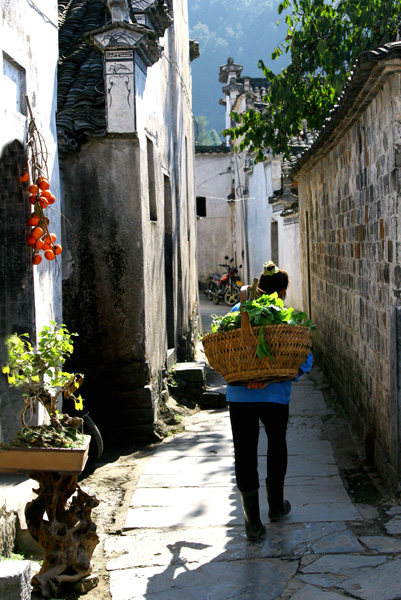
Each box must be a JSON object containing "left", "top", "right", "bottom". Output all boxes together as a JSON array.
[
  {"left": 1, "top": 321, "right": 99, "bottom": 598},
  {"left": 1, "top": 320, "right": 90, "bottom": 473}
]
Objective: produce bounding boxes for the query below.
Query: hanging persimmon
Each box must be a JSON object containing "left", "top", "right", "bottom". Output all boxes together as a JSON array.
[
  {"left": 31, "top": 226, "right": 44, "bottom": 239},
  {"left": 37, "top": 177, "right": 50, "bottom": 191},
  {"left": 28, "top": 184, "right": 39, "bottom": 195},
  {"left": 44, "top": 249, "right": 55, "bottom": 261},
  {"left": 27, "top": 216, "right": 40, "bottom": 227},
  {"left": 40, "top": 190, "right": 52, "bottom": 201}
]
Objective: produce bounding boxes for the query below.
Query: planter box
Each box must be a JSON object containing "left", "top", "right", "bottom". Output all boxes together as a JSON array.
[{"left": 0, "top": 435, "right": 91, "bottom": 474}]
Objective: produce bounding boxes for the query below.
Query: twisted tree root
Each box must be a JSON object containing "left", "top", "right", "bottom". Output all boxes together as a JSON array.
[{"left": 25, "top": 472, "right": 99, "bottom": 598}]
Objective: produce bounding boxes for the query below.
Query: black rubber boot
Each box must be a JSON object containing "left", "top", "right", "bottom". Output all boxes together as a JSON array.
[
  {"left": 240, "top": 490, "right": 266, "bottom": 541},
  {"left": 266, "top": 478, "right": 291, "bottom": 522}
]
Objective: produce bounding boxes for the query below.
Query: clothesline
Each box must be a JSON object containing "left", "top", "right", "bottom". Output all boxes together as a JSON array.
[{"left": 203, "top": 195, "right": 262, "bottom": 202}]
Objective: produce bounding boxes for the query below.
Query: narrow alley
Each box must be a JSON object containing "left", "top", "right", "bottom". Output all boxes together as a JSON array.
[
  {"left": 95, "top": 295, "right": 401, "bottom": 600},
  {"left": 2, "top": 2, "right": 401, "bottom": 600}
]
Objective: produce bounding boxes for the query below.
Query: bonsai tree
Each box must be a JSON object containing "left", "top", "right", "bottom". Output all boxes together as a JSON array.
[{"left": 2, "top": 321, "right": 85, "bottom": 447}]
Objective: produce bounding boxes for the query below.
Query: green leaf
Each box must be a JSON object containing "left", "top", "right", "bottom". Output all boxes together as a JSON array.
[{"left": 225, "top": 0, "right": 399, "bottom": 158}]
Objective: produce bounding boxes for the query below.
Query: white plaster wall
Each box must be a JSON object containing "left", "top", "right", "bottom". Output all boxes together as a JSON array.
[
  {"left": 0, "top": 0, "right": 62, "bottom": 434},
  {"left": 1, "top": 0, "right": 62, "bottom": 328},
  {"left": 278, "top": 218, "right": 303, "bottom": 311},
  {"left": 246, "top": 161, "right": 273, "bottom": 281},
  {"left": 229, "top": 150, "right": 303, "bottom": 309},
  {"left": 231, "top": 152, "right": 248, "bottom": 281},
  {"left": 195, "top": 152, "right": 234, "bottom": 283},
  {"left": 134, "top": 0, "right": 198, "bottom": 369}
]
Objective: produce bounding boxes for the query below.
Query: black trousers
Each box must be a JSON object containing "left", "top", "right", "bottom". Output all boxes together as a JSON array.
[{"left": 229, "top": 401, "right": 289, "bottom": 492}]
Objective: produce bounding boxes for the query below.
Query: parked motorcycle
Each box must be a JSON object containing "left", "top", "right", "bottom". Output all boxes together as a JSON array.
[{"left": 206, "top": 257, "right": 243, "bottom": 306}]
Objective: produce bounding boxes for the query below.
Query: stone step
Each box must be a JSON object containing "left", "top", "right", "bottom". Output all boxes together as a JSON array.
[
  {"left": 174, "top": 361, "right": 206, "bottom": 384},
  {"left": 0, "top": 560, "right": 31, "bottom": 600}
]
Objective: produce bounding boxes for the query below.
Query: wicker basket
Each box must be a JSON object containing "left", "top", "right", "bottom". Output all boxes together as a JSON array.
[{"left": 201, "top": 286, "right": 312, "bottom": 385}]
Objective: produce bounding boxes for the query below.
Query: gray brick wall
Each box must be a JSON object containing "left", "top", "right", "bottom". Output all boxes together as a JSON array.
[{"left": 298, "top": 72, "right": 401, "bottom": 488}]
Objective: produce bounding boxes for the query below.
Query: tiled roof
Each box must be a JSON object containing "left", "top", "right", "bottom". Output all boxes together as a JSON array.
[
  {"left": 292, "top": 41, "right": 401, "bottom": 173},
  {"left": 195, "top": 144, "right": 231, "bottom": 154},
  {"left": 57, "top": 0, "right": 172, "bottom": 150},
  {"left": 57, "top": 0, "right": 109, "bottom": 148}
]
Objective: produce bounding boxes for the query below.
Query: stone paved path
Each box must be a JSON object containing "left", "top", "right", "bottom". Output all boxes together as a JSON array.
[{"left": 105, "top": 369, "right": 401, "bottom": 600}]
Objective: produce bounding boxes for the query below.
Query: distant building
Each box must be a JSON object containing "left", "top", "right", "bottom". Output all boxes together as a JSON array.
[
  {"left": 195, "top": 144, "right": 233, "bottom": 288},
  {"left": 195, "top": 57, "right": 304, "bottom": 310}
]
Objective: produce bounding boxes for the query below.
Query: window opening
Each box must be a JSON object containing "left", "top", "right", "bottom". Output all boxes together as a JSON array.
[{"left": 147, "top": 137, "right": 157, "bottom": 221}]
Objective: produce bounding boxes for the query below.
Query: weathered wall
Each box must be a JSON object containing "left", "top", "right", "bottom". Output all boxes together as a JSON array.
[
  {"left": 0, "top": 0, "right": 62, "bottom": 442},
  {"left": 61, "top": 0, "right": 199, "bottom": 440},
  {"left": 297, "top": 69, "right": 401, "bottom": 488},
  {"left": 61, "top": 137, "right": 164, "bottom": 439},
  {"left": 144, "top": 4, "right": 199, "bottom": 362},
  {"left": 195, "top": 151, "right": 234, "bottom": 285}
]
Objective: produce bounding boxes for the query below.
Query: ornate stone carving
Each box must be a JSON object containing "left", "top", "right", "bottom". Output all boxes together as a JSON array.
[{"left": 105, "top": 49, "right": 135, "bottom": 131}]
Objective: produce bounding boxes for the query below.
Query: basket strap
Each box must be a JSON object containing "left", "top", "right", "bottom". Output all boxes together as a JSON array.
[{"left": 240, "top": 285, "right": 254, "bottom": 344}]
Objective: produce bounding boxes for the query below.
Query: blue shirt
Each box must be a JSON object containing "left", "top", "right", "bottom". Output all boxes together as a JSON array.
[{"left": 225, "top": 302, "right": 313, "bottom": 404}]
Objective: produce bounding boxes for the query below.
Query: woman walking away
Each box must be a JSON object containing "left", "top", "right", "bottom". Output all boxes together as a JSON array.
[{"left": 227, "top": 261, "right": 313, "bottom": 541}]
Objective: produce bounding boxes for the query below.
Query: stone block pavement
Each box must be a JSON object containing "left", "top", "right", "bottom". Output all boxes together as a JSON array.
[{"left": 105, "top": 369, "right": 401, "bottom": 600}]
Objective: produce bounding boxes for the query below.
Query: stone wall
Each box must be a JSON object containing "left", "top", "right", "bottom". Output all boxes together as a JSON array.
[{"left": 297, "top": 69, "right": 401, "bottom": 488}]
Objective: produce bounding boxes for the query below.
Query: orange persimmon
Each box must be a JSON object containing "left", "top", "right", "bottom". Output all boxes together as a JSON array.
[
  {"left": 37, "top": 177, "right": 50, "bottom": 191},
  {"left": 45, "top": 233, "right": 57, "bottom": 244},
  {"left": 44, "top": 249, "right": 55, "bottom": 261},
  {"left": 27, "top": 216, "right": 40, "bottom": 226},
  {"left": 40, "top": 190, "right": 52, "bottom": 200},
  {"left": 31, "top": 227, "right": 43, "bottom": 239}
]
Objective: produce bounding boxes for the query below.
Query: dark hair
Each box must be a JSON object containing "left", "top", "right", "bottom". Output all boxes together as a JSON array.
[{"left": 258, "top": 265, "right": 289, "bottom": 296}]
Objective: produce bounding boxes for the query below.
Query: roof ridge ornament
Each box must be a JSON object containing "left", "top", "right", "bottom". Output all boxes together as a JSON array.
[{"left": 107, "top": 0, "right": 131, "bottom": 23}]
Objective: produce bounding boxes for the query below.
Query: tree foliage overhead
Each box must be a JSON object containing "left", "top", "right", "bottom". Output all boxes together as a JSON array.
[{"left": 224, "top": 0, "right": 400, "bottom": 160}]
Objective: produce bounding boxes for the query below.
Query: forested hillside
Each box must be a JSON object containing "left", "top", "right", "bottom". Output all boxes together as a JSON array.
[{"left": 189, "top": 1, "right": 289, "bottom": 140}]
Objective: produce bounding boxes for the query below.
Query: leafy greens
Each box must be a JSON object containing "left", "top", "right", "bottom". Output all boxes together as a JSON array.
[{"left": 210, "top": 292, "right": 315, "bottom": 359}]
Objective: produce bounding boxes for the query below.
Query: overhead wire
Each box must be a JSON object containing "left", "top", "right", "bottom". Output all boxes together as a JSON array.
[{"left": 26, "top": 0, "right": 58, "bottom": 28}]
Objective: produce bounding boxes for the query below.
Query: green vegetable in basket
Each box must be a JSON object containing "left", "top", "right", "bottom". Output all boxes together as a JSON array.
[{"left": 210, "top": 292, "right": 315, "bottom": 358}]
